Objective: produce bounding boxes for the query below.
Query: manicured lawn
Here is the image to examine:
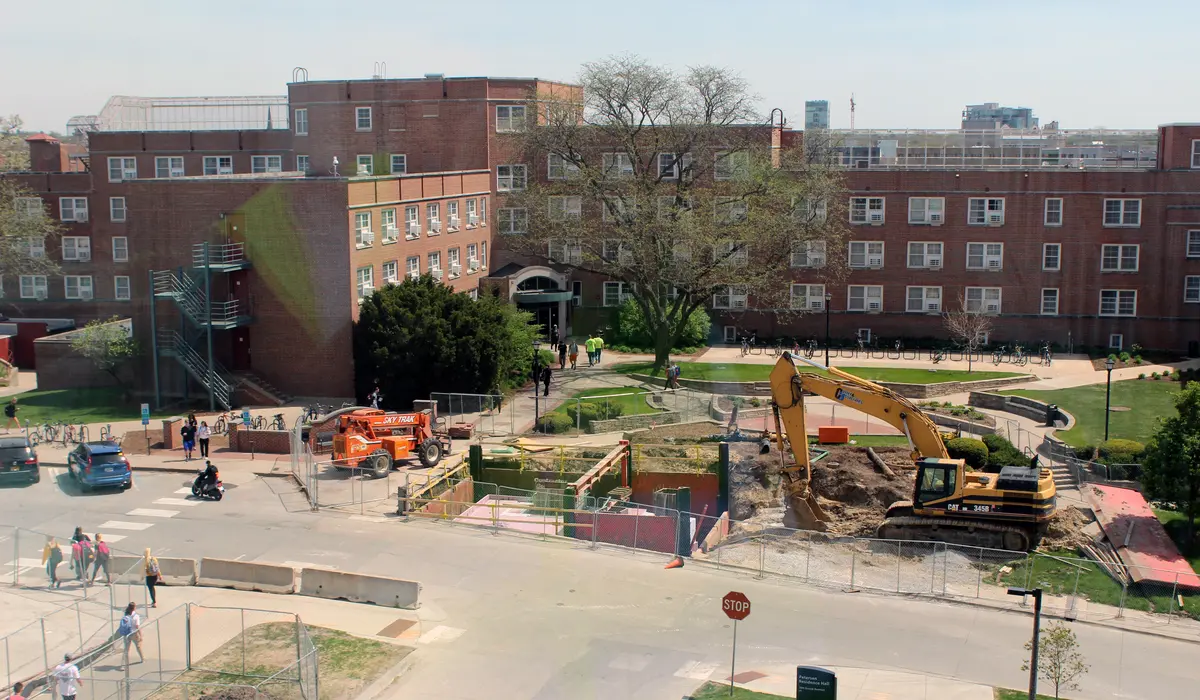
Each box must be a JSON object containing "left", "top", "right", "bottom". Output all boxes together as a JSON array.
[
  {"left": 1003, "top": 379, "right": 1179, "bottom": 446},
  {"left": 5, "top": 388, "right": 164, "bottom": 426},
  {"left": 615, "top": 361, "right": 1020, "bottom": 385},
  {"left": 1155, "top": 509, "right": 1200, "bottom": 574},
  {"left": 691, "top": 682, "right": 788, "bottom": 699},
  {"left": 539, "top": 386, "right": 663, "bottom": 432},
  {"left": 994, "top": 689, "right": 1064, "bottom": 700}
]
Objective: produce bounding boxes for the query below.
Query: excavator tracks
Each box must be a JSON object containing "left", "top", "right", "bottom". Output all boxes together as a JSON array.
[{"left": 876, "top": 516, "right": 1035, "bottom": 552}]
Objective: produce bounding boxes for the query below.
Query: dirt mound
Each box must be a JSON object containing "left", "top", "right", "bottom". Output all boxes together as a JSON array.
[{"left": 1039, "top": 506, "right": 1095, "bottom": 550}]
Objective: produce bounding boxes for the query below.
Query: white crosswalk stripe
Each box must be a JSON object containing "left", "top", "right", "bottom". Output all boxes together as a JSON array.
[
  {"left": 99, "top": 534, "right": 127, "bottom": 543},
  {"left": 174, "top": 488, "right": 192, "bottom": 495},
  {"left": 126, "top": 509, "right": 179, "bottom": 518},
  {"left": 97, "top": 521, "right": 154, "bottom": 531},
  {"left": 153, "top": 498, "right": 200, "bottom": 507}
]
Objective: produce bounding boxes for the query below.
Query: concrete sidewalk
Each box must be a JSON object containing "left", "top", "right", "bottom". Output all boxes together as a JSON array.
[{"left": 727, "top": 663, "right": 993, "bottom": 699}]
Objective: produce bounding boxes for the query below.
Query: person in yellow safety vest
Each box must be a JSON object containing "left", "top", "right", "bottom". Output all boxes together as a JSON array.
[
  {"left": 584, "top": 336, "right": 597, "bottom": 366},
  {"left": 594, "top": 335, "right": 605, "bottom": 364}
]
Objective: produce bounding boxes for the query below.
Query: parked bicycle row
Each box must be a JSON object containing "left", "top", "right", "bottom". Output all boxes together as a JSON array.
[{"left": 22, "top": 420, "right": 118, "bottom": 447}]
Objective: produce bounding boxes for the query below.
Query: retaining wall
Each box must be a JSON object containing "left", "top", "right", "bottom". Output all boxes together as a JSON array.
[
  {"left": 229, "top": 427, "right": 290, "bottom": 453},
  {"left": 569, "top": 511, "right": 680, "bottom": 553},
  {"left": 969, "top": 392, "right": 1073, "bottom": 428},
  {"left": 927, "top": 413, "right": 997, "bottom": 435},
  {"left": 198, "top": 557, "right": 295, "bottom": 594},
  {"left": 589, "top": 410, "right": 681, "bottom": 433},
  {"left": 418, "top": 477, "right": 475, "bottom": 517},
  {"left": 299, "top": 567, "right": 421, "bottom": 609},
  {"left": 633, "top": 371, "right": 1036, "bottom": 400}
]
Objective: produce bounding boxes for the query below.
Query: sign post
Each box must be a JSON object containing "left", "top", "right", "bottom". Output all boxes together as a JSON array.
[
  {"left": 722, "top": 591, "right": 751, "bottom": 696},
  {"left": 242, "top": 409, "right": 254, "bottom": 460},
  {"left": 141, "top": 404, "right": 150, "bottom": 455},
  {"left": 795, "top": 666, "right": 837, "bottom": 699}
]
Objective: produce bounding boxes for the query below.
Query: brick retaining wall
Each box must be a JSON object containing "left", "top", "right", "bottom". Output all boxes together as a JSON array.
[{"left": 229, "top": 426, "right": 291, "bottom": 453}]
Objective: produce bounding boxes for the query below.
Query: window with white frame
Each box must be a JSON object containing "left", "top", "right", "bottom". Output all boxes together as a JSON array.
[
  {"left": 1186, "top": 276, "right": 1200, "bottom": 303},
  {"left": 402, "top": 206, "right": 419, "bottom": 238},
  {"left": 849, "top": 241, "right": 884, "bottom": 268},
  {"left": 109, "top": 197, "right": 126, "bottom": 222},
  {"left": 602, "top": 196, "right": 636, "bottom": 223},
  {"left": 496, "top": 165, "right": 527, "bottom": 191},
  {"left": 356, "top": 155, "right": 373, "bottom": 175},
  {"left": 794, "top": 198, "right": 828, "bottom": 224},
  {"left": 480, "top": 198, "right": 487, "bottom": 225},
  {"left": 154, "top": 157, "right": 184, "bottom": 178},
  {"left": 390, "top": 154, "right": 406, "bottom": 175},
  {"left": 294, "top": 108, "right": 308, "bottom": 135},
  {"left": 62, "top": 236, "right": 91, "bottom": 262},
  {"left": 406, "top": 256, "right": 420, "bottom": 279},
  {"left": 203, "top": 156, "right": 233, "bottom": 176},
  {"left": 355, "top": 212, "right": 373, "bottom": 247},
  {"left": 251, "top": 155, "right": 281, "bottom": 173},
  {"left": 64, "top": 275, "right": 93, "bottom": 300},
  {"left": 548, "top": 196, "right": 582, "bottom": 221},
  {"left": 966, "top": 242, "right": 1003, "bottom": 270},
  {"left": 571, "top": 280, "right": 583, "bottom": 306},
  {"left": 466, "top": 199, "right": 478, "bottom": 227},
  {"left": 1099, "top": 289, "right": 1137, "bottom": 316},
  {"left": 714, "top": 240, "right": 748, "bottom": 266},
  {"left": 19, "top": 275, "right": 47, "bottom": 300},
  {"left": 602, "top": 240, "right": 633, "bottom": 264},
  {"left": 714, "top": 198, "right": 748, "bottom": 225},
  {"left": 658, "top": 152, "right": 691, "bottom": 180},
  {"left": 446, "top": 201, "right": 459, "bottom": 231},
  {"left": 847, "top": 285, "right": 883, "bottom": 312},
  {"left": 791, "top": 240, "right": 826, "bottom": 268},
  {"left": 355, "top": 107, "right": 372, "bottom": 131},
  {"left": 712, "top": 285, "right": 748, "bottom": 310},
  {"left": 602, "top": 153, "right": 634, "bottom": 178},
  {"left": 15, "top": 197, "right": 42, "bottom": 218},
  {"left": 906, "top": 286, "right": 942, "bottom": 313},
  {"left": 114, "top": 276, "right": 131, "bottom": 300},
  {"left": 356, "top": 267, "right": 373, "bottom": 301},
  {"left": 604, "top": 281, "right": 634, "bottom": 307},
  {"left": 380, "top": 209, "right": 397, "bottom": 242},
  {"left": 380, "top": 261, "right": 397, "bottom": 285},
  {"left": 297, "top": 155, "right": 309, "bottom": 173},
  {"left": 466, "top": 243, "right": 479, "bottom": 270},
  {"left": 428, "top": 251, "right": 441, "bottom": 274},
  {"left": 59, "top": 198, "right": 88, "bottom": 222},
  {"left": 448, "top": 248, "right": 461, "bottom": 276},
  {"left": 1189, "top": 230, "right": 1200, "bottom": 258},
  {"left": 657, "top": 195, "right": 693, "bottom": 220},
  {"left": 1042, "top": 243, "right": 1061, "bottom": 271},
  {"left": 498, "top": 208, "right": 528, "bottom": 234},
  {"left": 107, "top": 157, "right": 137, "bottom": 182},
  {"left": 26, "top": 237, "right": 44, "bottom": 259},
  {"left": 1192, "top": 140, "right": 1200, "bottom": 169},
  {"left": 112, "top": 237, "right": 129, "bottom": 262},
  {"left": 1044, "top": 198, "right": 1063, "bottom": 226},
  {"left": 849, "top": 197, "right": 885, "bottom": 224},
  {"left": 790, "top": 284, "right": 826, "bottom": 311},
  {"left": 1101, "top": 244, "right": 1139, "bottom": 272},
  {"left": 965, "top": 287, "right": 1002, "bottom": 314},
  {"left": 968, "top": 198, "right": 1005, "bottom": 225},
  {"left": 547, "top": 154, "right": 579, "bottom": 180},
  {"left": 1041, "top": 288, "right": 1059, "bottom": 315},
  {"left": 1103, "top": 199, "right": 1141, "bottom": 226},
  {"left": 908, "top": 197, "right": 945, "bottom": 225},
  {"left": 426, "top": 203, "right": 441, "bottom": 234},
  {"left": 548, "top": 240, "right": 582, "bottom": 265},
  {"left": 907, "top": 242, "right": 943, "bottom": 268},
  {"left": 714, "top": 151, "right": 749, "bottom": 180},
  {"left": 495, "top": 105, "right": 526, "bottom": 132}
]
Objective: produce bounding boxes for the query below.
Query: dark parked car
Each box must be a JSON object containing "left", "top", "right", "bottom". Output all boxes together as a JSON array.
[
  {"left": 0, "top": 435, "right": 38, "bottom": 484},
  {"left": 67, "top": 441, "right": 132, "bottom": 491}
]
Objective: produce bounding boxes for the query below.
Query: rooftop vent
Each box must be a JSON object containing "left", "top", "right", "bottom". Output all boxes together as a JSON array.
[{"left": 424, "top": 73, "right": 445, "bottom": 80}]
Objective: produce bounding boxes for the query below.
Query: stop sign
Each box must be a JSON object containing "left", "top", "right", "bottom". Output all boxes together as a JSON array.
[{"left": 722, "top": 591, "right": 751, "bottom": 620}]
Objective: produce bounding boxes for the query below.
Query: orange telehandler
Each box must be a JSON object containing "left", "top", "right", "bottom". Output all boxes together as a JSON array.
[{"left": 331, "top": 408, "right": 451, "bottom": 478}]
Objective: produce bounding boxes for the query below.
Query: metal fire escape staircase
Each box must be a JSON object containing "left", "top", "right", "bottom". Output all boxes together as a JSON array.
[{"left": 149, "top": 242, "right": 252, "bottom": 411}]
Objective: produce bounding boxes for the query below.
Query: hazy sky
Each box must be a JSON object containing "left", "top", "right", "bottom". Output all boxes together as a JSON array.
[{"left": 3, "top": 0, "right": 1195, "bottom": 133}]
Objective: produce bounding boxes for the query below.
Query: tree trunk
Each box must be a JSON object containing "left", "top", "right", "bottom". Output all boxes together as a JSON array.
[{"left": 651, "top": 323, "right": 673, "bottom": 375}]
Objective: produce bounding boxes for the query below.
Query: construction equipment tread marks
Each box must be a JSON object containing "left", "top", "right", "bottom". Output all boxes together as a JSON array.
[{"left": 876, "top": 515, "right": 1034, "bottom": 552}]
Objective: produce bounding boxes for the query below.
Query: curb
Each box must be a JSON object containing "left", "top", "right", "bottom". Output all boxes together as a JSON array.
[{"left": 132, "top": 465, "right": 290, "bottom": 478}]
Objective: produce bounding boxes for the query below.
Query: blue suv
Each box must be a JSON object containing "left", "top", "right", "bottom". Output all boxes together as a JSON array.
[{"left": 68, "top": 441, "right": 132, "bottom": 491}]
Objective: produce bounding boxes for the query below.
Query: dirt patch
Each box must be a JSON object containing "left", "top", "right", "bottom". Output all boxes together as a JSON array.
[{"left": 1039, "top": 506, "right": 1095, "bottom": 551}]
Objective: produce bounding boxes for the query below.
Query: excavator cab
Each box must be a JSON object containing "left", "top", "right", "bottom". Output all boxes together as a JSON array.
[{"left": 914, "top": 458, "right": 958, "bottom": 508}]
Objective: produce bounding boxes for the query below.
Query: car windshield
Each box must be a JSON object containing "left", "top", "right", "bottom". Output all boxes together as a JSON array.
[{"left": 89, "top": 453, "right": 127, "bottom": 466}]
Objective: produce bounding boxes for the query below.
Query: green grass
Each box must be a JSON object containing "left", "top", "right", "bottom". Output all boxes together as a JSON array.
[
  {"left": 567, "top": 387, "right": 662, "bottom": 416},
  {"left": 691, "top": 682, "right": 789, "bottom": 699},
  {"left": 1155, "top": 509, "right": 1200, "bottom": 573},
  {"left": 994, "top": 689, "right": 1063, "bottom": 700},
  {"left": 6, "top": 388, "right": 168, "bottom": 425},
  {"left": 1003, "top": 379, "right": 1179, "bottom": 446},
  {"left": 615, "top": 361, "right": 1020, "bottom": 385}
]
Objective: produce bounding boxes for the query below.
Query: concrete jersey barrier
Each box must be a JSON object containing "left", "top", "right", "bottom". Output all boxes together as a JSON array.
[
  {"left": 300, "top": 567, "right": 420, "bottom": 609},
  {"left": 109, "top": 555, "right": 198, "bottom": 585},
  {"left": 199, "top": 557, "right": 296, "bottom": 594}
]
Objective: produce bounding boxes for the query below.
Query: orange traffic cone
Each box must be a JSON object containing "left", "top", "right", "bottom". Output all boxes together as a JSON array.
[{"left": 664, "top": 556, "right": 685, "bottom": 569}]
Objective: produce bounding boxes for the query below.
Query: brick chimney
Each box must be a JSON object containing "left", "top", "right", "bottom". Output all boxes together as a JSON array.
[{"left": 25, "top": 133, "right": 67, "bottom": 172}]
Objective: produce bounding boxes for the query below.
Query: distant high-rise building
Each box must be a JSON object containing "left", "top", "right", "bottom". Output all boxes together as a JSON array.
[
  {"left": 962, "top": 103, "right": 1038, "bottom": 130},
  {"left": 805, "top": 100, "right": 829, "bottom": 129}
]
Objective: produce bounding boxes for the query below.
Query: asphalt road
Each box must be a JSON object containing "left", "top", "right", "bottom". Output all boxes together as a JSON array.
[{"left": 2, "top": 468, "right": 1198, "bottom": 699}]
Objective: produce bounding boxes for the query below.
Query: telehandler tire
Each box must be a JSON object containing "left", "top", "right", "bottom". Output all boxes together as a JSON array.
[
  {"left": 418, "top": 439, "right": 444, "bottom": 468},
  {"left": 369, "top": 450, "right": 392, "bottom": 479}
]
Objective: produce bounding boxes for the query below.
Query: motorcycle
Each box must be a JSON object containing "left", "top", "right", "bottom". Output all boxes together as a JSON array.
[{"left": 191, "top": 466, "right": 225, "bottom": 501}]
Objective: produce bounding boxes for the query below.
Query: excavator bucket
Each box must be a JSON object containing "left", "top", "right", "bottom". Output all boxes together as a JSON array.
[{"left": 785, "top": 489, "right": 830, "bottom": 531}]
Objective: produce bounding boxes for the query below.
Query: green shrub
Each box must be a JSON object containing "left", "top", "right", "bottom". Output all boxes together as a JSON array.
[
  {"left": 1133, "top": 355, "right": 1143, "bottom": 365},
  {"left": 537, "top": 412, "right": 574, "bottom": 433},
  {"left": 1108, "top": 353, "right": 1119, "bottom": 362},
  {"left": 1152, "top": 371, "right": 1160, "bottom": 380},
  {"left": 942, "top": 401, "right": 953, "bottom": 407},
  {"left": 1099, "top": 439, "right": 1146, "bottom": 461},
  {"left": 986, "top": 446, "right": 1028, "bottom": 471},
  {"left": 967, "top": 409, "right": 986, "bottom": 421},
  {"left": 1119, "top": 351, "right": 1131, "bottom": 363},
  {"left": 567, "top": 401, "right": 624, "bottom": 429},
  {"left": 1138, "top": 373, "right": 1146, "bottom": 380},
  {"left": 946, "top": 438, "right": 989, "bottom": 470},
  {"left": 749, "top": 398, "right": 762, "bottom": 408},
  {"left": 1072, "top": 444, "right": 1097, "bottom": 460},
  {"left": 981, "top": 433, "right": 1015, "bottom": 454}
]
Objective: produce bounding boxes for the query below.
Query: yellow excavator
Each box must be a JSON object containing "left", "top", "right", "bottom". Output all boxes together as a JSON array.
[{"left": 768, "top": 353, "right": 1056, "bottom": 551}]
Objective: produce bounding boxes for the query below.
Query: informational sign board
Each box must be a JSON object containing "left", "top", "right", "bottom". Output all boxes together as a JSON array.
[
  {"left": 140, "top": 404, "right": 150, "bottom": 426},
  {"left": 242, "top": 409, "right": 251, "bottom": 425},
  {"left": 795, "top": 666, "right": 837, "bottom": 699}
]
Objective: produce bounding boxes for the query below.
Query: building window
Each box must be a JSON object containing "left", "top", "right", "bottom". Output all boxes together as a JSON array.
[
  {"left": 1103, "top": 199, "right": 1141, "bottom": 227},
  {"left": 480, "top": 197, "right": 487, "bottom": 225},
  {"left": 64, "top": 275, "right": 93, "bottom": 300},
  {"left": 406, "top": 256, "right": 420, "bottom": 279},
  {"left": 602, "top": 240, "right": 633, "bottom": 264},
  {"left": 107, "top": 157, "right": 137, "bottom": 182},
  {"left": 848, "top": 241, "right": 884, "bottom": 268},
  {"left": 1044, "top": 198, "right": 1063, "bottom": 226},
  {"left": 658, "top": 196, "right": 693, "bottom": 220},
  {"left": 109, "top": 197, "right": 127, "bottom": 222},
  {"left": 113, "top": 237, "right": 129, "bottom": 262},
  {"left": 1099, "top": 289, "right": 1137, "bottom": 317},
  {"left": 966, "top": 242, "right": 1003, "bottom": 270},
  {"left": 443, "top": 201, "right": 459, "bottom": 232},
  {"left": 965, "top": 287, "right": 1002, "bottom": 314},
  {"left": 59, "top": 198, "right": 88, "bottom": 223},
  {"left": 448, "top": 248, "right": 461, "bottom": 277},
  {"left": 381, "top": 209, "right": 397, "bottom": 242},
  {"left": 906, "top": 286, "right": 942, "bottom": 313},
  {"left": 297, "top": 155, "right": 309, "bottom": 173},
  {"left": 907, "top": 242, "right": 943, "bottom": 269},
  {"left": 428, "top": 252, "right": 441, "bottom": 275},
  {"left": 251, "top": 156, "right": 282, "bottom": 173},
  {"left": 791, "top": 240, "right": 826, "bottom": 268},
  {"left": 15, "top": 197, "right": 43, "bottom": 218},
  {"left": 849, "top": 197, "right": 885, "bottom": 224},
  {"left": 968, "top": 198, "right": 1005, "bottom": 226},
  {"left": 547, "top": 153, "right": 580, "bottom": 180},
  {"left": 714, "top": 151, "right": 749, "bottom": 181},
  {"left": 794, "top": 198, "right": 828, "bottom": 224},
  {"left": 381, "top": 261, "right": 398, "bottom": 285},
  {"left": 466, "top": 199, "right": 479, "bottom": 227},
  {"left": 908, "top": 197, "right": 945, "bottom": 225},
  {"left": 294, "top": 109, "right": 308, "bottom": 135},
  {"left": 1187, "top": 230, "right": 1200, "bottom": 258},
  {"left": 498, "top": 208, "right": 528, "bottom": 234},
  {"left": 714, "top": 241, "right": 748, "bottom": 266},
  {"left": 658, "top": 153, "right": 691, "bottom": 180},
  {"left": 496, "top": 105, "right": 526, "bottom": 133},
  {"left": 405, "top": 206, "right": 420, "bottom": 239},
  {"left": 114, "top": 276, "right": 131, "bottom": 301},
  {"left": 1109, "top": 334, "right": 1124, "bottom": 351},
  {"left": 355, "top": 107, "right": 372, "bottom": 131},
  {"left": 355, "top": 212, "right": 373, "bottom": 247},
  {"left": 356, "top": 155, "right": 373, "bottom": 176},
  {"left": 155, "top": 157, "right": 185, "bottom": 178},
  {"left": 548, "top": 196, "right": 582, "bottom": 221},
  {"left": 27, "top": 238, "right": 45, "bottom": 259},
  {"left": 1193, "top": 140, "right": 1200, "bottom": 169},
  {"left": 466, "top": 244, "right": 479, "bottom": 271},
  {"left": 1041, "top": 288, "right": 1059, "bottom": 315},
  {"left": 1042, "top": 243, "right": 1061, "bottom": 271},
  {"left": 548, "top": 240, "right": 581, "bottom": 265},
  {"left": 714, "top": 198, "right": 748, "bottom": 225},
  {"left": 426, "top": 203, "right": 441, "bottom": 234},
  {"left": 603, "top": 281, "right": 634, "bottom": 307},
  {"left": 19, "top": 275, "right": 47, "bottom": 300},
  {"left": 847, "top": 285, "right": 883, "bottom": 312},
  {"left": 711, "top": 285, "right": 748, "bottom": 310},
  {"left": 390, "top": 154, "right": 407, "bottom": 175},
  {"left": 1186, "top": 276, "right": 1200, "bottom": 303},
  {"left": 1101, "top": 244, "right": 1139, "bottom": 272},
  {"left": 203, "top": 156, "right": 233, "bottom": 176},
  {"left": 497, "top": 165, "right": 527, "bottom": 191},
  {"left": 602, "top": 153, "right": 635, "bottom": 179},
  {"left": 356, "top": 267, "right": 373, "bottom": 301},
  {"left": 791, "top": 284, "right": 826, "bottom": 311}
]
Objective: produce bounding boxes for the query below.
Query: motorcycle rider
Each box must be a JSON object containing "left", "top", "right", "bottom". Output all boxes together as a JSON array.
[{"left": 195, "top": 460, "right": 219, "bottom": 496}]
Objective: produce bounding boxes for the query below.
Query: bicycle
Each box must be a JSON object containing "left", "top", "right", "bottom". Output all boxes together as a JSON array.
[
  {"left": 270, "top": 413, "right": 287, "bottom": 431},
  {"left": 1013, "top": 345, "right": 1029, "bottom": 366},
  {"left": 1041, "top": 344, "right": 1053, "bottom": 366},
  {"left": 250, "top": 415, "right": 266, "bottom": 430},
  {"left": 740, "top": 337, "right": 750, "bottom": 357},
  {"left": 99, "top": 424, "right": 114, "bottom": 441},
  {"left": 804, "top": 339, "right": 818, "bottom": 359},
  {"left": 75, "top": 423, "right": 89, "bottom": 443},
  {"left": 992, "top": 345, "right": 1007, "bottom": 365},
  {"left": 932, "top": 349, "right": 946, "bottom": 364}
]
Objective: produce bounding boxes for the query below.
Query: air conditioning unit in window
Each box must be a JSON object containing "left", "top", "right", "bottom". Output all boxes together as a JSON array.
[
  {"left": 468, "top": 214, "right": 479, "bottom": 226},
  {"left": 731, "top": 299, "right": 747, "bottom": 310},
  {"left": 450, "top": 263, "right": 462, "bottom": 276},
  {"left": 429, "top": 220, "right": 441, "bottom": 234},
  {"left": 809, "top": 299, "right": 824, "bottom": 310},
  {"left": 81, "top": 290, "right": 93, "bottom": 300},
  {"left": 867, "top": 301, "right": 882, "bottom": 311},
  {"left": 78, "top": 251, "right": 91, "bottom": 262},
  {"left": 449, "top": 216, "right": 460, "bottom": 230},
  {"left": 809, "top": 255, "right": 826, "bottom": 268},
  {"left": 926, "top": 302, "right": 940, "bottom": 312},
  {"left": 383, "top": 225, "right": 398, "bottom": 239},
  {"left": 358, "top": 232, "right": 373, "bottom": 246},
  {"left": 170, "top": 168, "right": 185, "bottom": 178},
  {"left": 73, "top": 212, "right": 89, "bottom": 223},
  {"left": 34, "top": 290, "right": 47, "bottom": 300},
  {"left": 986, "top": 302, "right": 1000, "bottom": 312},
  {"left": 930, "top": 213, "right": 944, "bottom": 225},
  {"left": 468, "top": 259, "right": 479, "bottom": 272},
  {"left": 432, "top": 269, "right": 443, "bottom": 281},
  {"left": 407, "top": 270, "right": 420, "bottom": 280},
  {"left": 987, "top": 213, "right": 1003, "bottom": 225},
  {"left": 928, "top": 257, "right": 942, "bottom": 268},
  {"left": 987, "top": 259, "right": 1001, "bottom": 270},
  {"left": 868, "top": 212, "right": 884, "bottom": 224},
  {"left": 406, "top": 222, "right": 420, "bottom": 238},
  {"left": 867, "top": 255, "right": 883, "bottom": 267}
]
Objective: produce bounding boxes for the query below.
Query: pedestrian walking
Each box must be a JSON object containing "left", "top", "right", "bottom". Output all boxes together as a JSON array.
[
  {"left": 585, "top": 335, "right": 596, "bottom": 366},
  {"left": 8, "top": 681, "right": 25, "bottom": 700},
  {"left": 4, "top": 398, "right": 18, "bottom": 433},
  {"left": 368, "top": 383, "right": 383, "bottom": 409},
  {"left": 70, "top": 539, "right": 85, "bottom": 582},
  {"left": 119, "top": 602, "right": 145, "bottom": 667},
  {"left": 42, "top": 538, "right": 62, "bottom": 588},
  {"left": 180, "top": 421, "right": 196, "bottom": 461},
  {"left": 551, "top": 324, "right": 559, "bottom": 345},
  {"left": 71, "top": 526, "right": 87, "bottom": 543},
  {"left": 540, "top": 366, "right": 551, "bottom": 397},
  {"left": 557, "top": 340, "right": 567, "bottom": 370},
  {"left": 79, "top": 538, "right": 94, "bottom": 585},
  {"left": 90, "top": 534, "right": 111, "bottom": 584},
  {"left": 144, "top": 549, "right": 160, "bottom": 608},
  {"left": 568, "top": 340, "right": 579, "bottom": 370},
  {"left": 52, "top": 654, "right": 82, "bottom": 700},
  {"left": 197, "top": 421, "right": 211, "bottom": 458}
]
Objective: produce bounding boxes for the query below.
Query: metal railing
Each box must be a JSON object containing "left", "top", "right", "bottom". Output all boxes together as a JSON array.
[
  {"left": 153, "top": 270, "right": 245, "bottom": 326},
  {"left": 193, "top": 242, "right": 247, "bottom": 268},
  {"left": 156, "top": 330, "right": 234, "bottom": 409}
]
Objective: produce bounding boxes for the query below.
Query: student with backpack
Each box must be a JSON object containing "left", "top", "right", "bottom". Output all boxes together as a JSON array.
[
  {"left": 42, "top": 539, "right": 63, "bottom": 588},
  {"left": 118, "top": 602, "right": 145, "bottom": 667},
  {"left": 90, "top": 534, "right": 111, "bottom": 584},
  {"left": 144, "top": 549, "right": 161, "bottom": 607}
]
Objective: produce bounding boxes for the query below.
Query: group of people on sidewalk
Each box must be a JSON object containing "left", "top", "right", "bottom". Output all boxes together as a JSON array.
[
  {"left": 41, "top": 531, "right": 162, "bottom": 606},
  {"left": 180, "top": 413, "right": 211, "bottom": 461}
]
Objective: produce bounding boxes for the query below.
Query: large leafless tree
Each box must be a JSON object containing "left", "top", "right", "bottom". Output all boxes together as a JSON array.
[
  {"left": 942, "top": 294, "right": 995, "bottom": 372},
  {"left": 501, "top": 55, "right": 848, "bottom": 371}
]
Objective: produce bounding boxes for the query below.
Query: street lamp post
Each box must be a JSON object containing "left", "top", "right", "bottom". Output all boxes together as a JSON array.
[
  {"left": 1008, "top": 587, "right": 1044, "bottom": 700},
  {"left": 824, "top": 292, "right": 832, "bottom": 366},
  {"left": 1104, "top": 357, "right": 1115, "bottom": 441},
  {"left": 533, "top": 340, "right": 542, "bottom": 432}
]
